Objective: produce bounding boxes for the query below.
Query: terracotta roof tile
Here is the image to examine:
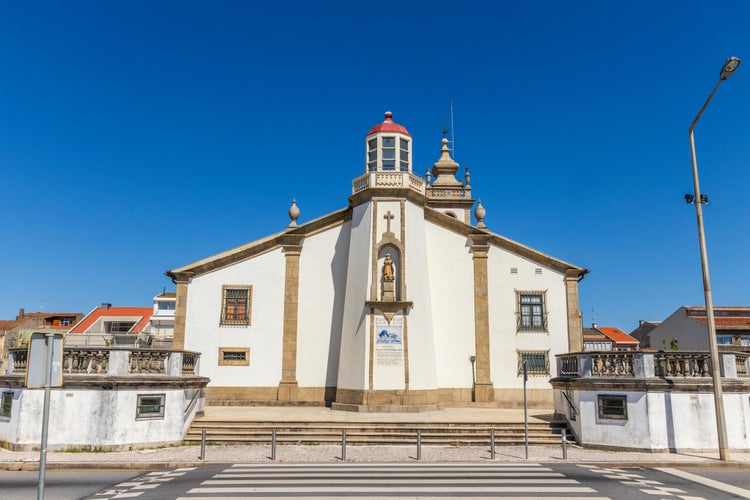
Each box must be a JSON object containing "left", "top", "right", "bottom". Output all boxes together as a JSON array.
[
  {"left": 70, "top": 306, "right": 153, "bottom": 334},
  {"left": 693, "top": 316, "right": 750, "bottom": 328},
  {"left": 0, "top": 320, "right": 24, "bottom": 331},
  {"left": 595, "top": 326, "right": 639, "bottom": 345}
]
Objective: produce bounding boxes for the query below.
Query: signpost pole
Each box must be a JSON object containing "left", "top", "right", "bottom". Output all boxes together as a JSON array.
[{"left": 37, "top": 333, "right": 55, "bottom": 500}]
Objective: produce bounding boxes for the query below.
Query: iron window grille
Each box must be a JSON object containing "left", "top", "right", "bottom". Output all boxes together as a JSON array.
[
  {"left": 516, "top": 291, "right": 548, "bottom": 332},
  {"left": 598, "top": 395, "right": 628, "bottom": 420},
  {"left": 221, "top": 285, "right": 252, "bottom": 325},
  {"left": 0, "top": 392, "right": 12, "bottom": 418},
  {"left": 517, "top": 351, "right": 550, "bottom": 376},
  {"left": 136, "top": 394, "right": 165, "bottom": 419}
]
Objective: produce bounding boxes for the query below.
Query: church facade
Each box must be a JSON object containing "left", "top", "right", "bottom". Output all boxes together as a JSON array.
[{"left": 167, "top": 112, "right": 587, "bottom": 410}]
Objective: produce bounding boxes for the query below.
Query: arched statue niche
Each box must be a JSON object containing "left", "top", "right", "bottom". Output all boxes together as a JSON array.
[{"left": 378, "top": 245, "right": 401, "bottom": 301}]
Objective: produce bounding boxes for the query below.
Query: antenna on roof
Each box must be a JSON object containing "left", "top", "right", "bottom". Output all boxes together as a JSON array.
[{"left": 450, "top": 100, "right": 455, "bottom": 157}]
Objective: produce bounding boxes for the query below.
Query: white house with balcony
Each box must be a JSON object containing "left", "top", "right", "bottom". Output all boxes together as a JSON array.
[
  {"left": 151, "top": 291, "right": 176, "bottom": 342},
  {"left": 167, "top": 112, "right": 588, "bottom": 411}
]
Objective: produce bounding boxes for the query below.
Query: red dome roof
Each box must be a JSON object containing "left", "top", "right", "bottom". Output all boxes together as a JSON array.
[{"left": 367, "top": 111, "right": 411, "bottom": 137}]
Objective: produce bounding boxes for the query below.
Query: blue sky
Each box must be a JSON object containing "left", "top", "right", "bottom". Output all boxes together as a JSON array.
[{"left": 1, "top": 1, "right": 748, "bottom": 331}]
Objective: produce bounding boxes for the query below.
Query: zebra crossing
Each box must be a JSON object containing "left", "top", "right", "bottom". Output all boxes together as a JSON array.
[{"left": 177, "top": 462, "right": 608, "bottom": 498}]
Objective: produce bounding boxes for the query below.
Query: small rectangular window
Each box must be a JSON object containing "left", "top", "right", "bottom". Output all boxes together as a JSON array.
[
  {"left": 136, "top": 394, "right": 165, "bottom": 419},
  {"left": 218, "top": 347, "right": 251, "bottom": 366},
  {"left": 0, "top": 392, "right": 12, "bottom": 418},
  {"left": 60, "top": 317, "right": 73, "bottom": 326},
  {"left": 517, "top": 351, "right": 549, "bottom": 376},
  {"left": 221, "top": 285, "right": 252, "bottom": 325},
  {"left": 368, "top": 139, "right": 377, "bottom": 150},
  {"left": 400, "top": 138, "right": 409, "bottom": 150},
  {"left": 105, "top": 321, "right": 136, "bottom": 333},
  {"left": 598, "top": 395, "right": 627, "bottom": 420},
  {"left": 382, "top": 137, "right": 395, "bottom": 147}
]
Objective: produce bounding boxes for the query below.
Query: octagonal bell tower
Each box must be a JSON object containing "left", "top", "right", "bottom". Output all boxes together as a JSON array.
[{"left": 335, "top": 112, "right": 439, "bottom": 412}]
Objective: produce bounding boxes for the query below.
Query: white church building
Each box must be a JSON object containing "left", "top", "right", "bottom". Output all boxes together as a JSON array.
[{"left": 167, "top": 112, "right": 587, "bottom": 411}]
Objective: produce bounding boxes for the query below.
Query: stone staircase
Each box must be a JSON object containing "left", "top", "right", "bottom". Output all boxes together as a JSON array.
[{"left": 184, "top": 420, "right": 574, "bottom": 446}]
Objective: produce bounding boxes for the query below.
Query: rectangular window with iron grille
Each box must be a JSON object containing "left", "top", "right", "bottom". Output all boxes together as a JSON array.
[
  {"left": 136, "top": 394, "right": 165, "bottom": 420},
  {"left": 517, "top": 291, "right": 547, "bottom": 332},
  {"left": 218, "top": 347, "right": 251, "bottom": 366},
  {"left": 517, "top": 351, "right": 549, "bottom": 376},
  {"left": 0, "top": 392, "right": 12, "bottom": 418},
  {"left": 598, "top": 395, "right": 627, "bottom": 420},
  {"left": 221, "top": 285, "right": 252, "bottom": 326}
]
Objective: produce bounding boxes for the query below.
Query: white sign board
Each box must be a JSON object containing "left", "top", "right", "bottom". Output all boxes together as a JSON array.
[{"left": 26, "top": 333, "right": 64, "bottom": 389}]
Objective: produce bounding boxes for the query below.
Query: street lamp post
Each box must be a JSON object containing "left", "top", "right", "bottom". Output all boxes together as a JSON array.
[{"left": 687, "top": 56, "right": 740, "bottom": 462}]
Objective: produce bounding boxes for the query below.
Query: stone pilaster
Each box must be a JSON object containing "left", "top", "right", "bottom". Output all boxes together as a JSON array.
[
  {"left": 278, "top": 235, "right": 304, "bottom": 401},
  {"left": 470, "top": 236, "right": 494, "bottom": 402},
  {"left": 171, "top": 272, "right": 193, "bottom": 350},
  {"left": 565, "top": 269, "right": 583, "bottom": 352}
]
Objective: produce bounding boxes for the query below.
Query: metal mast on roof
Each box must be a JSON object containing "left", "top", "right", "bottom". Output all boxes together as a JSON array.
[{"left": 450, "top": 101, "right": 455, "bottom": 156}]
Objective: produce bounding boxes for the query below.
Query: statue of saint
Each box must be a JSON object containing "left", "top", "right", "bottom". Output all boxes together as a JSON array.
[{"left": 383, "top": 253, "right": 395, "bottom": 282}]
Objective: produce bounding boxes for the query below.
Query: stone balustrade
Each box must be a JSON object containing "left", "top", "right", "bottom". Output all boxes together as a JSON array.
[
  {"left": 5, "top": 347, "right": 200, "bottom": 378},
  {"left": 351, "top": 172, "right": 426, "bottom": 195},
  {"left": 556, "top": 350, "right": 749, "bottom": 379}
]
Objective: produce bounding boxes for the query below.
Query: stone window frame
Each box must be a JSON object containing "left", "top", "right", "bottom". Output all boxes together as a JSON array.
[
  {"left": 515, "top": 289, "right": 549, "bottom": 333},
  {"left": 597, "top": 394, "right": 628, "bottom": 420},
  {"left": 517, "top": 350, "right": 550, "bottom": 376},
  {"left": 218, "top": 347, "right": 250, "bottom": 366},
  {"left": 0, "top": 391, "right": 12, "bottom": 418},
  {"left": 135, "top": 393, "right": 165, "bottom": 420},
  {"left": 220, "top": 285, "right": 252, "bottom": 326}
]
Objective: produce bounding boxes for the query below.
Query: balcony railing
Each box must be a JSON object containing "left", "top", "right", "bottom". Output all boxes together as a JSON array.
[
  {"left": 5, "top": 347, "right": 200, "bottom": 378},
  {"left": 352, "top": 172, "right": 426, "bottom": 195},
  {"left": 556, "top": 350, "right": 749, "bottom": 379}
]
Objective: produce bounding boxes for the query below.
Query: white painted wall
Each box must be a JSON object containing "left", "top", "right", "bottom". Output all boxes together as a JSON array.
[
  {"left": 337, "top": 203, "right": 373, "bottom": 390},
  {"left": 297, "top": 222, "right": 350, "bottom": 387},
  {"left": 402, "top": 201, "right": 438, "bottom": 390},
  {"left": 650, "top": 307, "right": 710, "bottom": 351},
  {"left": 0, "top": 386, "right": 203, "bottom": 451},
  {"left": 487, "top": 250, "right": 568, "bottom": 391},
  {"left": 184, "top": 247, "right": 286, "bottom": 387},
  {"left": 424, "top": 219, "right": 475, "bottom": 388},
  {"left": 556, "top": 387, "right": 750, "bottom": 451}
]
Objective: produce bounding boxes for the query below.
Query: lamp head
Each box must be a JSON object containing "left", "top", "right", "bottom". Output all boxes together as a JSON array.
[{"left": 720, "top": 56, "right": 741, "bottom": 80}]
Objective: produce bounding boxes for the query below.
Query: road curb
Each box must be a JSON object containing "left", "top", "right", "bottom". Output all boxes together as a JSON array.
[{"left": 3, "top": 459, "right": 750, "bottom": 471}]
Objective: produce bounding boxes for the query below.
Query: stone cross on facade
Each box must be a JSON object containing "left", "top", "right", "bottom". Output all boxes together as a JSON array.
[{"left": 384, "top": 211, "right": 394, "bottom": 234}]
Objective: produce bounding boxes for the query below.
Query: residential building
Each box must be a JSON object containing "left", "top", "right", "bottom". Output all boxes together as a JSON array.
[
  {"left": 582, "top": 324, "right": 639, "bottom": 351},
  {"left": 167, "top": 112, "right": 588, "bottom": 410},
  {"left": 67, "top": 303, "right": 153, "bottom": 346},
  {"left": 629, "top": 320, "right": 660, "bottom": 350},
  {"left": 150, "top": 291, "right": 176, "bottom": 342},
  {"left": 649, "top": 306, "right": 750, "bottom": 351},
  {"left": 0, "top": 310, "right": 83, "bottom": 373}
]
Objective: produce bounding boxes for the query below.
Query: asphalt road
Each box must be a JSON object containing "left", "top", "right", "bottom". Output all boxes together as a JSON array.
[{"left": 3, "top": 463, "right": 750, "bottom": 499}]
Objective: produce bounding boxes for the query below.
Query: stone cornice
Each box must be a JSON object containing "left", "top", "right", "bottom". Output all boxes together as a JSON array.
[
  {"left": 425, "top": 208, "right": 588, "bottom": 276},
  {"left": 349, "top": 188, "right": 428, "bottom": 208},
  {"left": 550, "top": 376, "right": 750, "bottom": 393},
  {"left": 0, "top": 375, "right": 210, "bottom": 389},
  {"left": 166, "top": 207, "right": 350, "bottom": 279}
]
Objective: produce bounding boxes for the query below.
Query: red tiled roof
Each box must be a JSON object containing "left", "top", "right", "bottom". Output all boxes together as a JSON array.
[
  {"left": 0, "top": 320, "right": 24, "bottom": 331},
  {"left": 21, "top": 312, "right": 80, "bottom": 318},
  {"left": 70, "top": 306, "right": 153, "bottom": 334},
  {"left": 367, "top": 111, "right": 411, "bottom": 137},
  {"left": 595, "top": 326, "right": 639, "bottom": 345},
  {"left": 693, "top": 317, "right": 750, "bottom": 328}
]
